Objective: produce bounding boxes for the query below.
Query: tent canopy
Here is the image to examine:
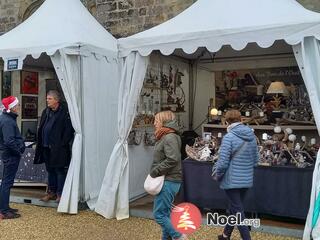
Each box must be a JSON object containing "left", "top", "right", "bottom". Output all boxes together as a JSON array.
[
  {"left": 115, "top": 0, "right": 320, "bottom": 237},
  {"left": 0, "top": 0, "right": 120, "bottom": 215},
  {"left": 119, "top": 0, "right": 320, "bottom": 57},
  {"left": 0, "top": 0, "right": 117, "bottom": 59}
]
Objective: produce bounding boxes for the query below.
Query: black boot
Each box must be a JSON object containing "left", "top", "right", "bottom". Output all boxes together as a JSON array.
[{"left": 218, "top": 234, "right": 230, "bottom": 240}]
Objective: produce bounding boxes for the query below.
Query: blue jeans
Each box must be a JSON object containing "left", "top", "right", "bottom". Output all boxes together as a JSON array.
[
  {"left": 0, "top": 156, "right": 20, "bottom": 213},
  {"left": 153, "top": 180, "right": 181, "bottom": 240},
  {"left": 224, "top": 188, "right": 251, "bottom": 240},
  {"left": 46, "top": 165, "right": 67, "bottom": 196}
]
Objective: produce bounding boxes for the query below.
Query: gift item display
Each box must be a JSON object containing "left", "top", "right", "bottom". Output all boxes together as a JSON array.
[
  {"left": 213, "top": 67, "right": 315, "bottom": 126},
  {"left": 185, "top": 136, "right": 220, "bottom": 162},
  {"left": 137, "top": 63, "right": 187, "bottom": 116},
  {"left": 0, "top": 72, "right": 62, "bottom": 188},
  {"left": 193, "top": 67, "right": 319, "bottom": 169},
  {"left": 189, "top": 125, "right": 317, "bottom": 168},
  {"left": 258, "top": 127, "right": 317, "bottom": 168},
  {"left": 130, "top": 57, "right": 189, "bottom": 145}
]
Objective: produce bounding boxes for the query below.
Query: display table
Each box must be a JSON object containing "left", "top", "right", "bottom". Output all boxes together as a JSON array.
[
  {"left": 0, "top": 148, "right": 47, "bottom": 183},
  {"left": 182, "top": 158, "right": 313, "bottom": 219}
]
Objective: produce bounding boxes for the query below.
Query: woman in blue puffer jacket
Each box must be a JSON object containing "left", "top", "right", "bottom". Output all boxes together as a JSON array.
[{"left": 216, "top": 110, "right": 259, "bottom": 240}]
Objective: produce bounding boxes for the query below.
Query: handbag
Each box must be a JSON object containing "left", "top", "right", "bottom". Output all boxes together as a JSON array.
[
  {"left": 212, "top": 140, "right": 248, "bottom": 181},
  {"left": 144, "top": 174, "right": 165, "bottom": 195}
]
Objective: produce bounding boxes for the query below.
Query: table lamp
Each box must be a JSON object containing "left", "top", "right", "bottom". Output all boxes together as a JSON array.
[
  {"left": 210, "top": 108, "right": 218, "bottom": 116},
  {"left": 267, "top": 81, "right": 288, "bottom": 110},
  {"left": 208, "top": 107, "right": 220, "bottom": 123}
]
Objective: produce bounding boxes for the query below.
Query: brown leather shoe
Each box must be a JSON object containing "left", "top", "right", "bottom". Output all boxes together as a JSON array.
[
  {"left": 1, "top": 211, "right": 21, "bottom": 219},
  {"left": 9, "top": 207, "right": 19, "bottom": 213},
  {"left": 40, "top": 193, "right": 56, "bottom": 202},
  {"left": 56, "top": 195, "right": 61, "bottom": 203}
]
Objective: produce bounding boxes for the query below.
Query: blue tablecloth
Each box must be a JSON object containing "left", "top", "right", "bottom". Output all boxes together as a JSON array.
[
  {"left": 0, "top": 148, "right": 47, "bottom": 183},
  {"left": 182, "top": 158, "right": 313, "bottom": 219}
]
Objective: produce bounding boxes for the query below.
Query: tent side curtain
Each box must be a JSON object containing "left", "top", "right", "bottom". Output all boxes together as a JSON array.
[
  {"left": 95, "top": 52, "right": 149, "bottom": 219},
  {"left": 81, "top": 50, "right": 119, "bottom": 209},
  {"left": 293, "top": 37, "right": 320, "bottom": 240},
  {"left": 50, "top": 47, "right": 120, "bottom": 213},
  {"left": 50, "top": 49, "right": 82, "bottom": 214}
]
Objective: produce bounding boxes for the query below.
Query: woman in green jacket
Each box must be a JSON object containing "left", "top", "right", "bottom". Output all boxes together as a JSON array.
[{"left": 151, "top": 111, "right": 187, "bottom": 240}]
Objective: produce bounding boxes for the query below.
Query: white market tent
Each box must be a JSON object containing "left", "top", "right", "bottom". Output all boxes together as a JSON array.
[
  {"left": 96, "top": 0, "right": 320, "bottom": 238},
  {"left": 0, "top": 0, "right": 120, "bottom": 214}
]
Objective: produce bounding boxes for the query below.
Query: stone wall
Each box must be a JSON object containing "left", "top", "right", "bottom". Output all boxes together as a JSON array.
[
  {"left": 95, "top": 0, "right": 196, "bottom": 38},
  {"left": 299, "top": 0, "right": 320, "bottom": 11},
  {"left": 0, "top": 0, "right": 20, "bottom": 34}
]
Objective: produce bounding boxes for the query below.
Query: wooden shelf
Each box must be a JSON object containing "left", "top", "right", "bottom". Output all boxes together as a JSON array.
[
  {"left": 13, "top": 181, "right": 47, "bottom": 187},
  {"left": 203, "top": 124, "right": 228, "bottom": 129},
  {"left": 142, "top": 85, "right": 161, "bottom": 90},
  {"left": 162, "top": 103, "right": 178, "bottom": 106},
  {"left": 132, "top": 124, "right": 154, "bottom": 128},
  {"left": 203, "top": 124, "right": 318, "bottom": 131}
]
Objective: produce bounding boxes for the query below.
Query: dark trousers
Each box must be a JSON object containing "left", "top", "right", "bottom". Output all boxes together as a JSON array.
[
  {"left": 46, "top": 165, "right": 67, "bottom": 196},
  {"left": 224, "top": 188, "right": 251, "bottom": 240},
  {"left": 0, "top": 157, "right": 20, "bottom": 213},
  {"left": 43, "top": 147, "right": 67, "bottom": 196}
]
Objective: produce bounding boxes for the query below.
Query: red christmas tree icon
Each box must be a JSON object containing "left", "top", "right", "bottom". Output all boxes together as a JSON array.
[
  {"left": 171, "top": 203, "right": 202, "bottom": 234},
  {"left": 177, "top": 206, "right": 196, "bottom": 231}
]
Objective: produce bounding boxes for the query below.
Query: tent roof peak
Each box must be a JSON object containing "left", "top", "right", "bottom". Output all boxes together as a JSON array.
[
  {"left": 119, "top": 0, "right": 320, "bottom": 57},
  {"left": 0, "top": 0, "right": 117, "bottom": 60}
]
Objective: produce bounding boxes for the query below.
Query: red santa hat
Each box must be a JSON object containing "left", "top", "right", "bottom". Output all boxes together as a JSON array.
[{"left": 2, "top": 96, "right": 19, "bottom": 112}]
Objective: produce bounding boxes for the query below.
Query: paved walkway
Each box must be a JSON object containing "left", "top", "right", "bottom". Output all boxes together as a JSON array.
[{"left": 0, "top": 204, "right": 298, "bottom": 240}]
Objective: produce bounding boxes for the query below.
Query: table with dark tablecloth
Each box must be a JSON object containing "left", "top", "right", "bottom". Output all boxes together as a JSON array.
[
  {"left": 0, "top": 148, "right": 47, "bottom": 183},
  {"left": 182, "top": 158, "right": 313, "bottom": 219}
]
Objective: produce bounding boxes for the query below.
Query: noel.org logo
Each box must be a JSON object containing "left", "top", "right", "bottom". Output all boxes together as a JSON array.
[{"left": 171, "top": 202, "right": 202, "bottom": 234}]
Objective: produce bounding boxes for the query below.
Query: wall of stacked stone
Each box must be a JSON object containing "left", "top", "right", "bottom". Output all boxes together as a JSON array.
[
  {"left": 0, "top": 0, "right": 20, "bottom": 34},
  {"left": 0, "top": 0, "right": 320, "bottom": 37},
  {"left": 300, "top": 0, "right": 320, "bottom": 11},
  {"left": 95, "top": 0, "right": 196, "bottom": 38}
]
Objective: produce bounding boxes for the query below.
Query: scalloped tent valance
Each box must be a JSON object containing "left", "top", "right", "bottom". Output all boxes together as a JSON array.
[{"left": 119, "top": 0, "right": 320, "bottom": 57}]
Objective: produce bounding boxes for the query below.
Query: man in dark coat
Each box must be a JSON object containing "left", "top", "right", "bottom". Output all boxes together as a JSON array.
[
  {"left": 0, "top": 96, "right": 25, "bottom": 219},
  {"left": 34, "top": 90, "right": 74, "bottom": 203}
]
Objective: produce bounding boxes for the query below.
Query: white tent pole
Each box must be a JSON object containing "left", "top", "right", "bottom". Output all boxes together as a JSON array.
[
  {"left": 79, "top": 46, "right": 85, "bottom": 202},
  {"left": 188, "top": 60, "right": 194, "bottom": 130}
]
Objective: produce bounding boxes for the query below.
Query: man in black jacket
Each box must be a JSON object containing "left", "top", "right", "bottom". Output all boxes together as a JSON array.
[
  {"left": 34, "top": 90, "right": 74, "bottom": 203},
  {"left": 0, "top": 96, "right": 25, "bottom": 219}
]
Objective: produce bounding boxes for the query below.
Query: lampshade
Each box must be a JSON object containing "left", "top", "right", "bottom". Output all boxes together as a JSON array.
[
  {"left": 210, "top": 108, "right": 218, "bottom": 116},
  {"left": 267, "top": 81, "right": 288, "bottom": 95}
]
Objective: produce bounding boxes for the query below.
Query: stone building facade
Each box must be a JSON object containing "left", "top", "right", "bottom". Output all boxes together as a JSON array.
[
  {"left": 0, "top": 0, "right": 320, "bottom": 37},
  {"left": 96, "top": 0, "right": 196, "bottom": 37}
]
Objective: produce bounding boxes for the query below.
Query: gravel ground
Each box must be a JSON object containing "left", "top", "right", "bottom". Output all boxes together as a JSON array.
[{"left": 0, "top": 204, "right": 299, "bottom": 240}]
